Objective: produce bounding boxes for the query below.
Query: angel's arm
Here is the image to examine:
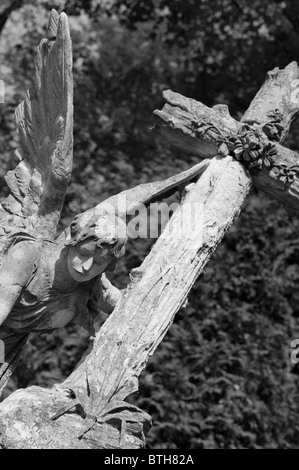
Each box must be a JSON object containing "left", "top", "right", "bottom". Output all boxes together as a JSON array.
[
  {"left": 0, "top": 241, "right": 38, "bottom": 326},
  {"left": 100, "top": 159, "right": 210, "bottom": 217}
]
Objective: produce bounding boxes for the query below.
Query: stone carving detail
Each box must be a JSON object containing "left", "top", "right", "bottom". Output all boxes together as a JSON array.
[
  {"left": 218, "top": 124, "right": 278, "bottom": 171},
  {"left": 0, "top": 10, "right": 209, "bottom": 394},
  {"left": 262, "top": 109, "right": 285, "bottom": 142}
]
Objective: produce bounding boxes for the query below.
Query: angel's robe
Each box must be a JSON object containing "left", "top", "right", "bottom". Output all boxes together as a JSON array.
[{"left": 0, "top": 234, "right": 101, "bottom": 393}]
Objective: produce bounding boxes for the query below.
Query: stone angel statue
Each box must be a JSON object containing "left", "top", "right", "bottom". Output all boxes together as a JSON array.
[{"left": 0, "top": 10, "right": 208, "bottom": 394}]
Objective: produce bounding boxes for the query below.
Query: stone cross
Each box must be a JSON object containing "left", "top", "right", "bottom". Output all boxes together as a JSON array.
[{"left": 0, "top": 9, "right": 298, "bottom": 449}]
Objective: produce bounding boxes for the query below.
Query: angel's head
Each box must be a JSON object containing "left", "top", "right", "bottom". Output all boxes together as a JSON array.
[{"left": 66, "top": 206, "right": 127, "bottom": 282}]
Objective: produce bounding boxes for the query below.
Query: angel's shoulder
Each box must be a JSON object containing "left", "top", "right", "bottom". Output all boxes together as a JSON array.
[
  {"left": 0, "top": 233, "right": 43, "bottom": 289},
  {"left": 1, "top": 233, "right": 41, "bottom": 265}
]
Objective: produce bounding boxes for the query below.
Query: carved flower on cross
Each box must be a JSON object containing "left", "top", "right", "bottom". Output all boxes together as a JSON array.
[{"left": 271, "top": 163, "right": 299, "bottom": 186}]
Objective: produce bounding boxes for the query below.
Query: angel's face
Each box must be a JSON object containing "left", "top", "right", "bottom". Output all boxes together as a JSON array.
[{"left": 67, "top": 238, "right": 116, "bottom": 282}]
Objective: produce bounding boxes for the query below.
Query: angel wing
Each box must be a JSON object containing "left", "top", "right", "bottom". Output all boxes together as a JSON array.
[{"left": 0, "top": 9, "right": 73, "bottom": 254}]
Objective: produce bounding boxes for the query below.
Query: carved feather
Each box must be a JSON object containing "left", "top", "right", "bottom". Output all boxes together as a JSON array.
[{"left": 0, "top": 9, "right": 73, "bottom": 244}]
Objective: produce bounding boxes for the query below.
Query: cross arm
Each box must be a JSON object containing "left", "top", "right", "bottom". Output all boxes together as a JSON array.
[{"left": 153, "top": 62, "right": 299, "bottom": 216}]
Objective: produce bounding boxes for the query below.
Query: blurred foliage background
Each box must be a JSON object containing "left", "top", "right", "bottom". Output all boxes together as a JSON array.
[{"left": 1, "top": 0, "right": 299, "bottom": 448}]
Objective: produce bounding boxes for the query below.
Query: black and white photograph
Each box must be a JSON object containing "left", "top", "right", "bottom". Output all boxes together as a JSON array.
[{"left": 0, "top": 0, "right": 299, "bottom": 452}]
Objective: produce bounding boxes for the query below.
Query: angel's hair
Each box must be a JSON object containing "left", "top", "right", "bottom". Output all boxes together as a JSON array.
[{"left": 66, "top": 207, "right": 128, "bottom": 259}]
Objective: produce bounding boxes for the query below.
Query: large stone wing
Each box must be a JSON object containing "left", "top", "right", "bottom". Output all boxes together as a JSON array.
[{"left": 0, "top": 10, "right": 73, "bottom": 251}]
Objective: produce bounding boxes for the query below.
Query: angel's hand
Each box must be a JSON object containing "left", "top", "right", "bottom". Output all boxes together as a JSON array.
[
  {"left": 0, "top": 240, "right": 38, "bottom": 326},
  {"left": 99, "top": 273, "right": 123, "bottom": 314}
]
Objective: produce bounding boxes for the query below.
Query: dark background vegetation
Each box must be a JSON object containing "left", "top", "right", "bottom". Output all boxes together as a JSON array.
[{"left": 1, "top": 0, "right": 299, "bottom": 448}]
